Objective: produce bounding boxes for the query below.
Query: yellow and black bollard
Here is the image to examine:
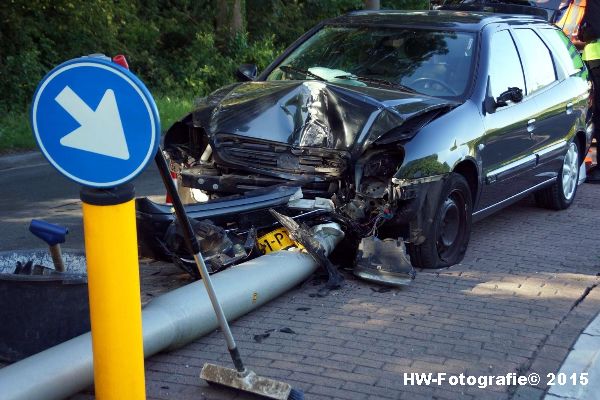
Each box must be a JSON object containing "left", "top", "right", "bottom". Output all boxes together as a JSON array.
[
  {"left": 30, "top": 54, "right": 159, "bottom": 399},
  {"left": 80, "top": 184, "right": 146, "bottom": 399}
]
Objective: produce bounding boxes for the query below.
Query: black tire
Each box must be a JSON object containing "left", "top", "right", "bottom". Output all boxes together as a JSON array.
[
  {"left": 407, "top": 173, "right": 472, "bottom": 269},
  {"left": 534, "top": 141, "right": 580, "bottom": 210}
]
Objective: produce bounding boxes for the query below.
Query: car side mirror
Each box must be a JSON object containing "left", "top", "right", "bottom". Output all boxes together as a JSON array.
[
  {"left": 483, "top": 77, "right": 524, "bottom": 114},
  {"left": 495, "top": 87, "right": 523, "bottom": 108},
  {"left": 236, "top": 64, "right": 258, "bottom": 82}
]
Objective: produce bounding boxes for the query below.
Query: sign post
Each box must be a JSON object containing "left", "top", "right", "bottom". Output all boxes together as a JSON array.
[{"left": 31, "top": 56, "right": 160, "bottom": 399}]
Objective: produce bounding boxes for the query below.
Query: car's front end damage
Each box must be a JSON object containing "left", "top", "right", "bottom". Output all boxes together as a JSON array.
[{"left": 137, "top": 79, "right": 458, "bottom": 284}]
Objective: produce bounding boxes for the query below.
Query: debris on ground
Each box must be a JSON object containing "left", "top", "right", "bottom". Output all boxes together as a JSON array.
[
  {"left": 161, "top": 219, "right": 255, "bottom": 278},
  {"left": 370, "top": 287, "right": 392, "bottom": 293},
  {"left": 13, "top": 260, "right": 57, "bottom": 276},
  {"left": 253, "top": 327, "right": 297, "bottom": 343},
  {"left": 0, "top": 250, "right": 86, "bottom": 275},
  {"left": 354, "top": 236, "right": 416, "bottom": 286},
  {"left": 270, "top": 209, "right": 344, "bottom": 292},
  {"left": 253, "top": 333, "right": 270, "bottom": 343}
]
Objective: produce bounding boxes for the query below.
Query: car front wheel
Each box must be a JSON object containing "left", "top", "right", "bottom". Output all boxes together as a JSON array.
[
  {"left": 534, "top": 141, "right": 580, "bottom": 210},
  {"left": 407, "top": 173, "right": 472, "bottom": 269}
]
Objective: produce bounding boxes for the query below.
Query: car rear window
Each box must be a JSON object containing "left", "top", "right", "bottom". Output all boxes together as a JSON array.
[
  {"left": 513, "top": 28, "right": 557, "bottom": 94},
  {"left": 537, "top": 27, "right": 584, "bottom": 76}
]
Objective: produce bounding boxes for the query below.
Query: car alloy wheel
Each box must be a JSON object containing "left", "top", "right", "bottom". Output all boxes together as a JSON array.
[
  {"left": 534, "top": 139, "right": 580, "bottom": 210},
  {"left": 562, "top": 142, "right": 579, "bottom": 201}
]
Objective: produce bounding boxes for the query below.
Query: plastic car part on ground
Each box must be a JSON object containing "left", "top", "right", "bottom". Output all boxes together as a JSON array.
[
  {"left": 161, "top": 218, "right": 256, "bottom": 278},
  {"left": 354, "top": 236, "right": 416, "bottom": 286}
]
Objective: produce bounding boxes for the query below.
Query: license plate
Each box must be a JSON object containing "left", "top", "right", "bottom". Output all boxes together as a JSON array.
[{"left": 257, "top": 228, "right": 298, "bottom": 254}]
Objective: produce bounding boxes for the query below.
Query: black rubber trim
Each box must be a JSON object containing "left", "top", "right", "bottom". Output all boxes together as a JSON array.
[
  {"left": 80, "top": 184, "right": 135, "bottom": 205},
  {"left": 228, "top": 347, "right": 246, "bottom": 373},
  {"left": 155, "top": 150, "right": 202, "bottom": 254}
]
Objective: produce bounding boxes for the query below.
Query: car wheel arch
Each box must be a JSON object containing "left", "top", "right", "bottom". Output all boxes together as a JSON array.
[
  {"left": 453, "top": 158, "right": 479, "bottom": 207},
  {"left": 164, "top": 118, "right": 212, "bottom": 162},
  {"left": 574, "top": 130, "right": 586, "bottom": 165},
  {"left": 163, "top": 113, "right": 195, "bottom": 148}
]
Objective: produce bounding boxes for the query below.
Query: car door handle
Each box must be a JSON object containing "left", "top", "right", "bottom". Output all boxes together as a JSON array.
[
  {"left": 527, "top": 118, "right": 536, "bottom": 134},
  {"left": 566, "top": 102, "right": 574, "bottom": 115}
]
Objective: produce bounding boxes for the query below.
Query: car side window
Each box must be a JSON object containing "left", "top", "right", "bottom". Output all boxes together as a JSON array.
[
  {"left": 513, "top": 29, "right": 557, "bottom": 94},
  {"left": 537, "top": 28, "right": 584, "bottom": 76},
  {"left": 489, "top": 30, "right": 525, "bottom": 100}
]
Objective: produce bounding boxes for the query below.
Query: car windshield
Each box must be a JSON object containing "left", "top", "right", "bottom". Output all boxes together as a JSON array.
[{"left": 266, "top": 25, "right": 477, "bottom": 99}]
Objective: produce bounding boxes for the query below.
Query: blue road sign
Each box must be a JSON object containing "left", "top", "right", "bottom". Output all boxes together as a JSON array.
[{"left": 31, "top": 57, "right": 160, "bottom": 188}]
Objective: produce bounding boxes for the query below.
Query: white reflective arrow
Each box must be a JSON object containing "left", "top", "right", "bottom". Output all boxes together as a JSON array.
[{"left": 55, "top": 86, "right": 130, "bottom": 160}]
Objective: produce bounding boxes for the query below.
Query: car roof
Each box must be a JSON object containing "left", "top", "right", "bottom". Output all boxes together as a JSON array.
[
  {"left": 329, "top": 10, "right": 548, "bottom": 31},
  {"left": 438, "top": 0, "right": 564, "bottom": 21}
]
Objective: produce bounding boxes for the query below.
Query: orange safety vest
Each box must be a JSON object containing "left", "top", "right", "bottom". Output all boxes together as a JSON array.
[{"left": 556, "top": 0, "right": 587, "bottom": 40}]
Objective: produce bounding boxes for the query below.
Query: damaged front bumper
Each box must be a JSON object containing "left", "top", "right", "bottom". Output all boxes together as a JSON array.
[
  {"left": 136, "top": 172, "right": 447, "bottom": 286},
  {"left": 136, "top": 185, "right": 335, "bottom": 266}
]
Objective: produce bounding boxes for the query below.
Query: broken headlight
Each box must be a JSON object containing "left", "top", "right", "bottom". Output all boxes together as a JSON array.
[{"left": 342, "top": 152, "right": 402, "bottom": 222}]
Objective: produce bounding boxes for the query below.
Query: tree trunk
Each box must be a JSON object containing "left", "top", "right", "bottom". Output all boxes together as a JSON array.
[
  {"left": 364, "top": 0, "right": 381, "bottom": 10},
  {"left": 231, "top": 0, "right": 244, "bottom": 35},
  {"left": 216, "top": 0, "right": 245, "bottom": 38}
]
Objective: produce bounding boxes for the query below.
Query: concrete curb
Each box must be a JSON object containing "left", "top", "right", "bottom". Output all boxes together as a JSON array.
[
  {"left": 0, "top": 152, "right": 44, "bottom": 171},
  {"left": 545, "top": 311, "right": 600, "bottom": 400}
]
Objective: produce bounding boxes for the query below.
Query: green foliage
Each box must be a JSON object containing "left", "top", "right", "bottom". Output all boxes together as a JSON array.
[
  {"left": 0, "top": 110, "right": 35, "bottom": 152},
  {"left": 0, "top": 95, "right": 192, "bottom": 153},
  {"left": 155, "top": 95, "right": 194, "bottom": 132},
  {"left": 247, "top": 0, "right": 363, "bottom": 47},
  {"left": 383, "top": 0, "right": 430, "bottom": 10},
  {"left": 0, "top": 0, "right": 428, "bottom": 150}
]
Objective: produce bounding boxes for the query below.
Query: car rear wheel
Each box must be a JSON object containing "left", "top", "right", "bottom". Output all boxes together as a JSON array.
[
  {"left": 534, "top": 141, "right": 580, "bottom": 210},
  {"left": 407, "top": 173, "right": 472, "bottom": 269}
]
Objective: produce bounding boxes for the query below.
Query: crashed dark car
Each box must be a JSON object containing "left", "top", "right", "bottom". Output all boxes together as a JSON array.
[{"left": 138, "top": 10, "right": 592, "bottom": 274}]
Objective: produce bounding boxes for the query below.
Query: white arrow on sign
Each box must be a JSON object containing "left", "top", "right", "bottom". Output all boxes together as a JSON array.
[{"left": 55, "top": 86, "right": 130, "bottom": 160}]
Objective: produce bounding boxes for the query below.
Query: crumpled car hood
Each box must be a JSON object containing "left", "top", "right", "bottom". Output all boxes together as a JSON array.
[{"left": 193, "top": 80, "right": 457, "bottom": 157}]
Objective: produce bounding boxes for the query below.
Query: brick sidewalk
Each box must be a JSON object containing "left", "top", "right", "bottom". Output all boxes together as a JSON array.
[{"left": 75, "top": 184, "right": 600, "bottom": 400}]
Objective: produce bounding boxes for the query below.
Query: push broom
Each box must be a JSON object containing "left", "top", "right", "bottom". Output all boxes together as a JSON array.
[{"left": 154, "top": 149, "right": 303, "bottom": 400}]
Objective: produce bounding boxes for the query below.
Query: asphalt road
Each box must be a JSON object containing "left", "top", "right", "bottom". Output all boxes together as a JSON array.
[{"left": 0, "top": 152, "right": 164, "bottom": 251}]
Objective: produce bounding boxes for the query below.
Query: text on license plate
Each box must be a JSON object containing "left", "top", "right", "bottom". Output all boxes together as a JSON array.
[{"left": 257, "top": 228, "right": 298, "bottom": 254}]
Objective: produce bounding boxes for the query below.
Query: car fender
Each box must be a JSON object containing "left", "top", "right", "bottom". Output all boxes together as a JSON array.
[
  {"left": 393, "top": 100, "right": 484, "bottom": 185},
  {"left": 390, "top": 101, "right": 484, "bottom": 243}
]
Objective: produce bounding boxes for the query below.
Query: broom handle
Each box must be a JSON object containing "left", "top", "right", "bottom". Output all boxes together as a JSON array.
[{"left": 154, "top": 150, "right": 247, "bottom": 374}]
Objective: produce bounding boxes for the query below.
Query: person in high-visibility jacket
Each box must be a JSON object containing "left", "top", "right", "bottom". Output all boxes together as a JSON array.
[
  {"left": 578, "top": 0, "right": 600, "bottom": 172},
  {"left": 556, "top": 0, "right": 587, "bottom": 43}
]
